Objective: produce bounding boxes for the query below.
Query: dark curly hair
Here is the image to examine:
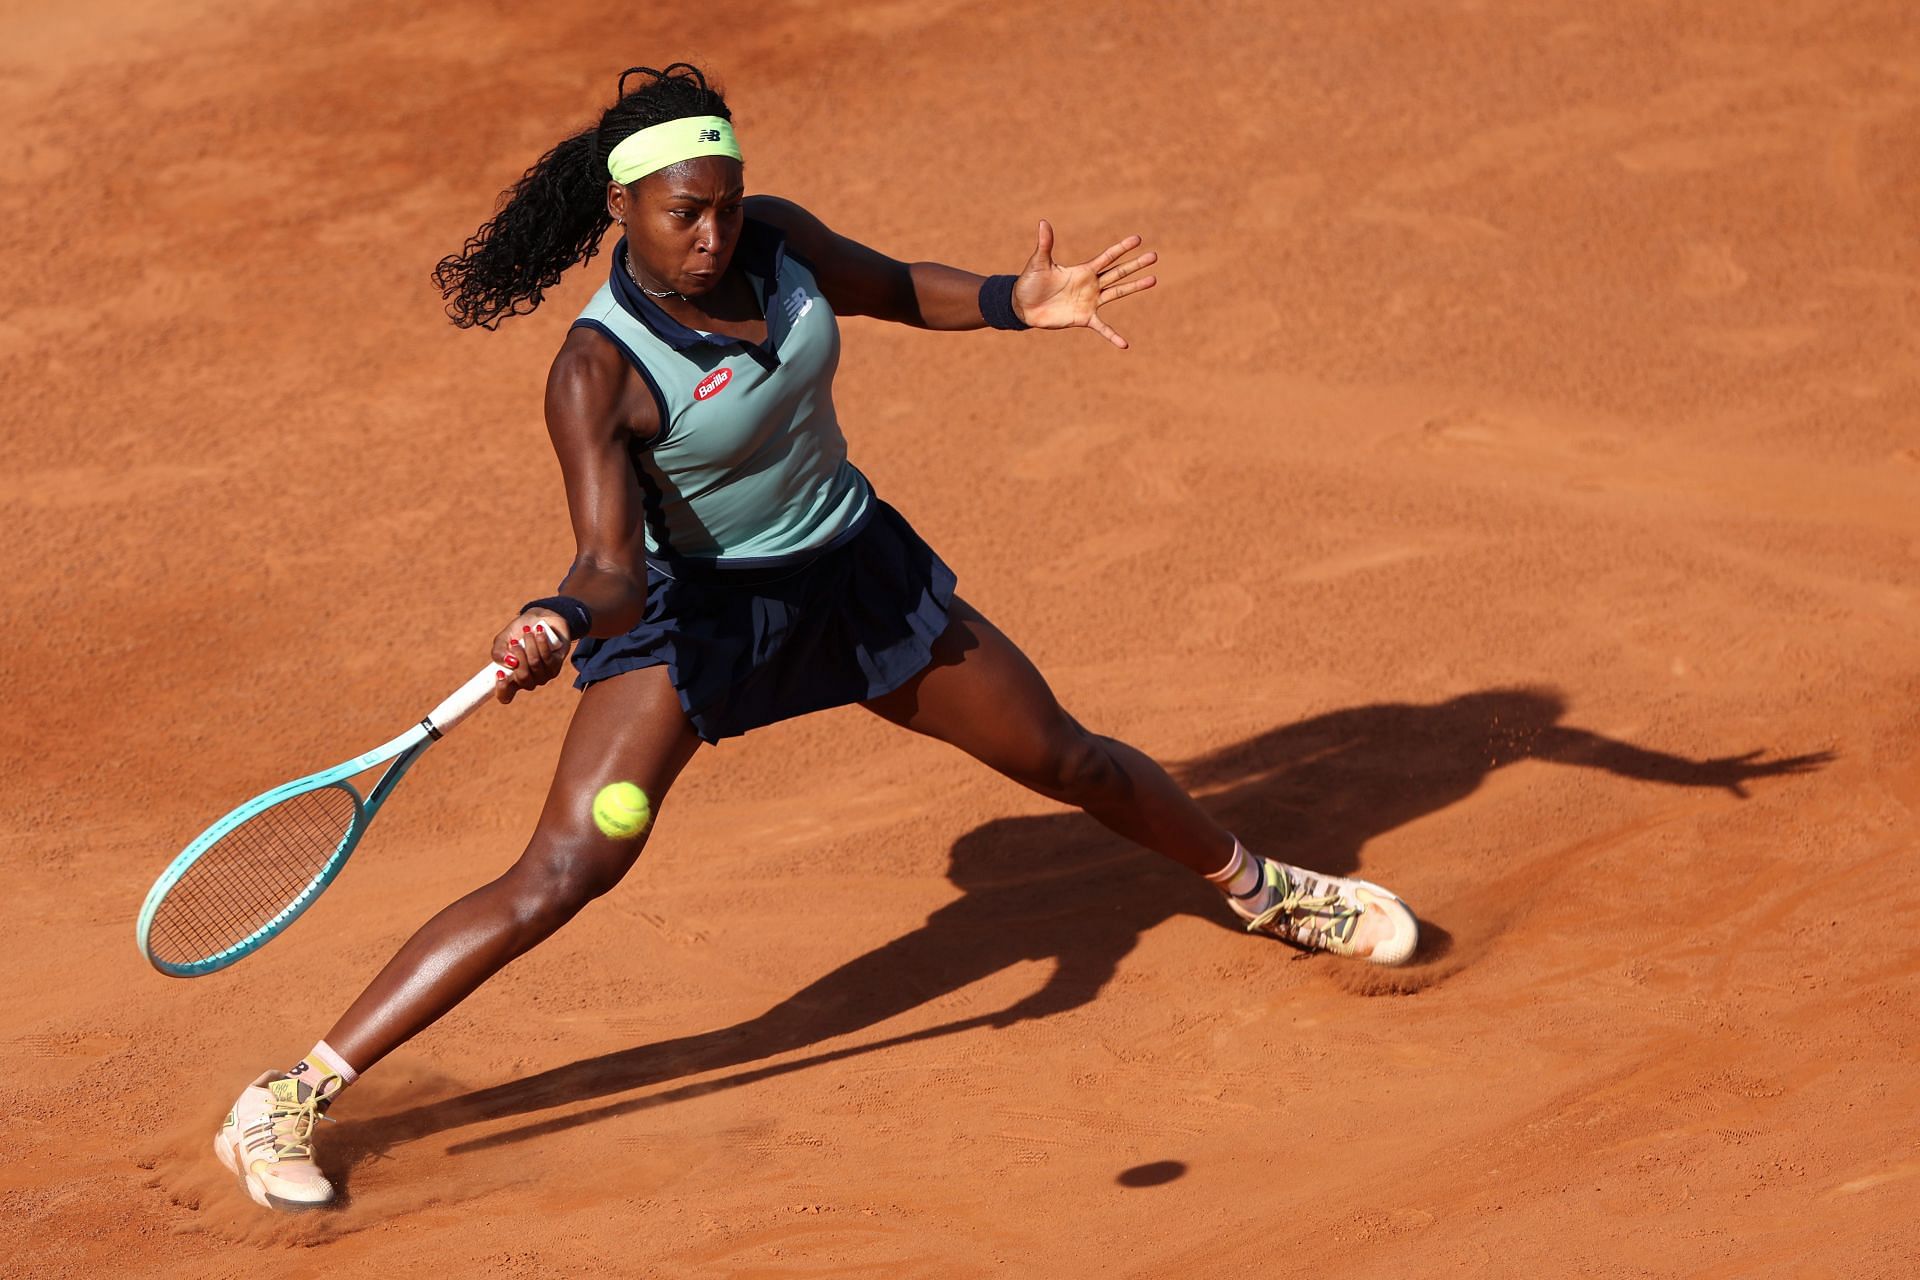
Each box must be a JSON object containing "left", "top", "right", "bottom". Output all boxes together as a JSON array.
[{"left": 433, "top": 64, "right": 733, "bottom": 330}]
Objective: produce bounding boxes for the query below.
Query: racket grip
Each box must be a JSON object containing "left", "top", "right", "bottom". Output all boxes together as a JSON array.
[{"left": 423, "top": 622, "right": 568, "bottom": 735}]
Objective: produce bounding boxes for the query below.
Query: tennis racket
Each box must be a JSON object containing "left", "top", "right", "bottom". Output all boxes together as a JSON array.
[{"left": 137, "top": 627, "right": 559, "bottom": 977}]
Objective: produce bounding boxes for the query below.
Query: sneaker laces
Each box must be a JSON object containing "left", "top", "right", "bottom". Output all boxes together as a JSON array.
[
  {"left": 250, "top": 1086, "right": 332, "bottom": 1163},
  {"left": 1244, "top": 863, "right": 1361, "bottom": 950}
]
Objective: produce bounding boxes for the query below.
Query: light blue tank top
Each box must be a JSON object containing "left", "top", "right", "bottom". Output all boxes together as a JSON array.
[{"left": 572, "top": 222, "right": 871, "bottom": 567}]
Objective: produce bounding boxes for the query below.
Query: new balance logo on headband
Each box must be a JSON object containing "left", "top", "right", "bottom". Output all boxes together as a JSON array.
[{"left": 698, "top": 128, "right": 722, "bottom": 143}]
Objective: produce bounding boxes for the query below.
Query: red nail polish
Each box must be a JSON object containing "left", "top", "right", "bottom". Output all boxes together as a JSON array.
[
  {"left": 496, "top": 670, "right": 506, "bottom": 679},
  {"left": 523, "top": 625, "right": 532, "bottom": 633},
  {"left": 505, "top": 657, "right": 519, "bottom": 668}
]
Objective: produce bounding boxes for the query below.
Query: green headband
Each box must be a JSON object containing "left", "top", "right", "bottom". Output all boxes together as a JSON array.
[{"left": 606, "top": 115, "right": 743, "bottom": 185}]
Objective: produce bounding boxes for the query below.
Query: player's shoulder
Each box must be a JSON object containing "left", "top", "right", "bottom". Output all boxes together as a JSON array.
[
  {"left": 743, "top": 195, "right": 834, "bottom": 256},
  {"left": 545, "top": 324, "right": 649, "bottom": 438},
  {"left": 742, "top": 193, "right": 814, "bottom": 226},
  {"left": 550, "top": 324, "right": 631, "bottom": 391}
]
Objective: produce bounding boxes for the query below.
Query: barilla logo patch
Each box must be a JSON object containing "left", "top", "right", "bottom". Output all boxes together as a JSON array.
[{"left": 695, "top": 368, "right": 733, "bottom": 401}]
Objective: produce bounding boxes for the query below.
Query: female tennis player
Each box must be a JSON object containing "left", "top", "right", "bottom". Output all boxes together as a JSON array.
[{"left": 215, "top": 64, "right": 1419, "bottom": 1212}]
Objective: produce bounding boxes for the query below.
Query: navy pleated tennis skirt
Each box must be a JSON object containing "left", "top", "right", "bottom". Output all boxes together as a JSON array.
[{"left": 572, "top": 498, "right": 957, "bottom": 742}]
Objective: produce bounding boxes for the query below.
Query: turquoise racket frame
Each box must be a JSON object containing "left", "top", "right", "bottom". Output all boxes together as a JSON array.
[{"left": 137, "top": 655, "right": 523, "bottom": 977}]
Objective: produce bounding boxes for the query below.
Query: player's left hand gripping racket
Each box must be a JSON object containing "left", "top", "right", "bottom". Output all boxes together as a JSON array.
[{"left": 137, "top": 634, "right": 554, "bottom": 977}]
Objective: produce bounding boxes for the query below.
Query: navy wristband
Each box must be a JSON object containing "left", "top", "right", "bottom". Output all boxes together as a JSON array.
[
  {"left": 518, "top": 595, "right": 593, "bottom": 642},
  {"left": 979, "top": 274, "right": 1029, "bottom": 331}
]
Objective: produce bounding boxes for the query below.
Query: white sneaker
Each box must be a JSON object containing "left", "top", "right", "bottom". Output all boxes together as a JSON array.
[
  {"left": 213, "top": 1072, "right": 336, "bottom": 1211},
  {"left": 1238, "top": 858, "right": 1420, "bottom": 966}
]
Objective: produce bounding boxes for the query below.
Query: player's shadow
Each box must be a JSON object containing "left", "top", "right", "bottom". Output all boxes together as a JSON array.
[{"left": 330, "top": 685, "right": 1826, "bottom": 1173}]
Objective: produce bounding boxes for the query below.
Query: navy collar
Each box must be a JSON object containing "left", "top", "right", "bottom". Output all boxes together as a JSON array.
[{"left": 609, "top": 218, "right": 792, "bottom": 365}]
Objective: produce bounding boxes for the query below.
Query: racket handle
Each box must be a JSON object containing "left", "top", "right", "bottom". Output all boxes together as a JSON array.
[{"left": 423, "top": 622, "right": 569, "bottom": 736}]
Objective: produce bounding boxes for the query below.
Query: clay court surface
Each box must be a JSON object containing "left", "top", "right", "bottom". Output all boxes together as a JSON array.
[{"left": 5, "top": 0, "right": 1919, "bottom": 1274}]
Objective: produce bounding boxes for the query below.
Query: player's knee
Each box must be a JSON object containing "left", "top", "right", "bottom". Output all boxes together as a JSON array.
[
  {"left": 505, "top": 832, "right": 636, "bottom": 932},
  {"left": 1017, "top": 724, "right": 1122, "bottom": 805}
]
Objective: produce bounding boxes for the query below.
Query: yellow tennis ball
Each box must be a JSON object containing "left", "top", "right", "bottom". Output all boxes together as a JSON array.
[{"left": 592, "top": 782, "right": 652, "bottom": 840}]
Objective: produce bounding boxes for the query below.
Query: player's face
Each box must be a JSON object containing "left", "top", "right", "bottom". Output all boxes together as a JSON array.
[{"left": 613, "top": 157, "right": 746, "bottom": 298}]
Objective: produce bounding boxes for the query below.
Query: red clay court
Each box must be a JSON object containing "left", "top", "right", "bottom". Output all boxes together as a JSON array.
[{"left": 4, "top": 1, "right": 1917, "bottom": 1274}]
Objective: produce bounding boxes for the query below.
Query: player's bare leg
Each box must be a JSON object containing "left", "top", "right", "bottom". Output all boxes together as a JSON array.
[
  {"left": 217, "top": 664, "right": 701, "bottom": 1210},
  {"left": 327, "top": 664, "right": 701, "bottom": 1068},
  {"left": 864, "top": 598, "right": 1418, "bottom": 964}
]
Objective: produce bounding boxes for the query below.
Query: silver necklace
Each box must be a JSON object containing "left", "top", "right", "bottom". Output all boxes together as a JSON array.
[{"left": 624, "top": 250, "right": 680, "bottom": 300}]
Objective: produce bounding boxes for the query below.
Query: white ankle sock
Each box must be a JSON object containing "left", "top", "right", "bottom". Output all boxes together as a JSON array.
[
  {"left": 1205, "top": 838, "right": 1277, "bottom": 920},
  {"left": 287, "top": 1039, "right": 358, "bottom": 1107}
]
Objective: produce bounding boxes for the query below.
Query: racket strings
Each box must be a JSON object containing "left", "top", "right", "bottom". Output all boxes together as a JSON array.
[{"left": 148, "top": 787, "right": 360, "bottom": 964}]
